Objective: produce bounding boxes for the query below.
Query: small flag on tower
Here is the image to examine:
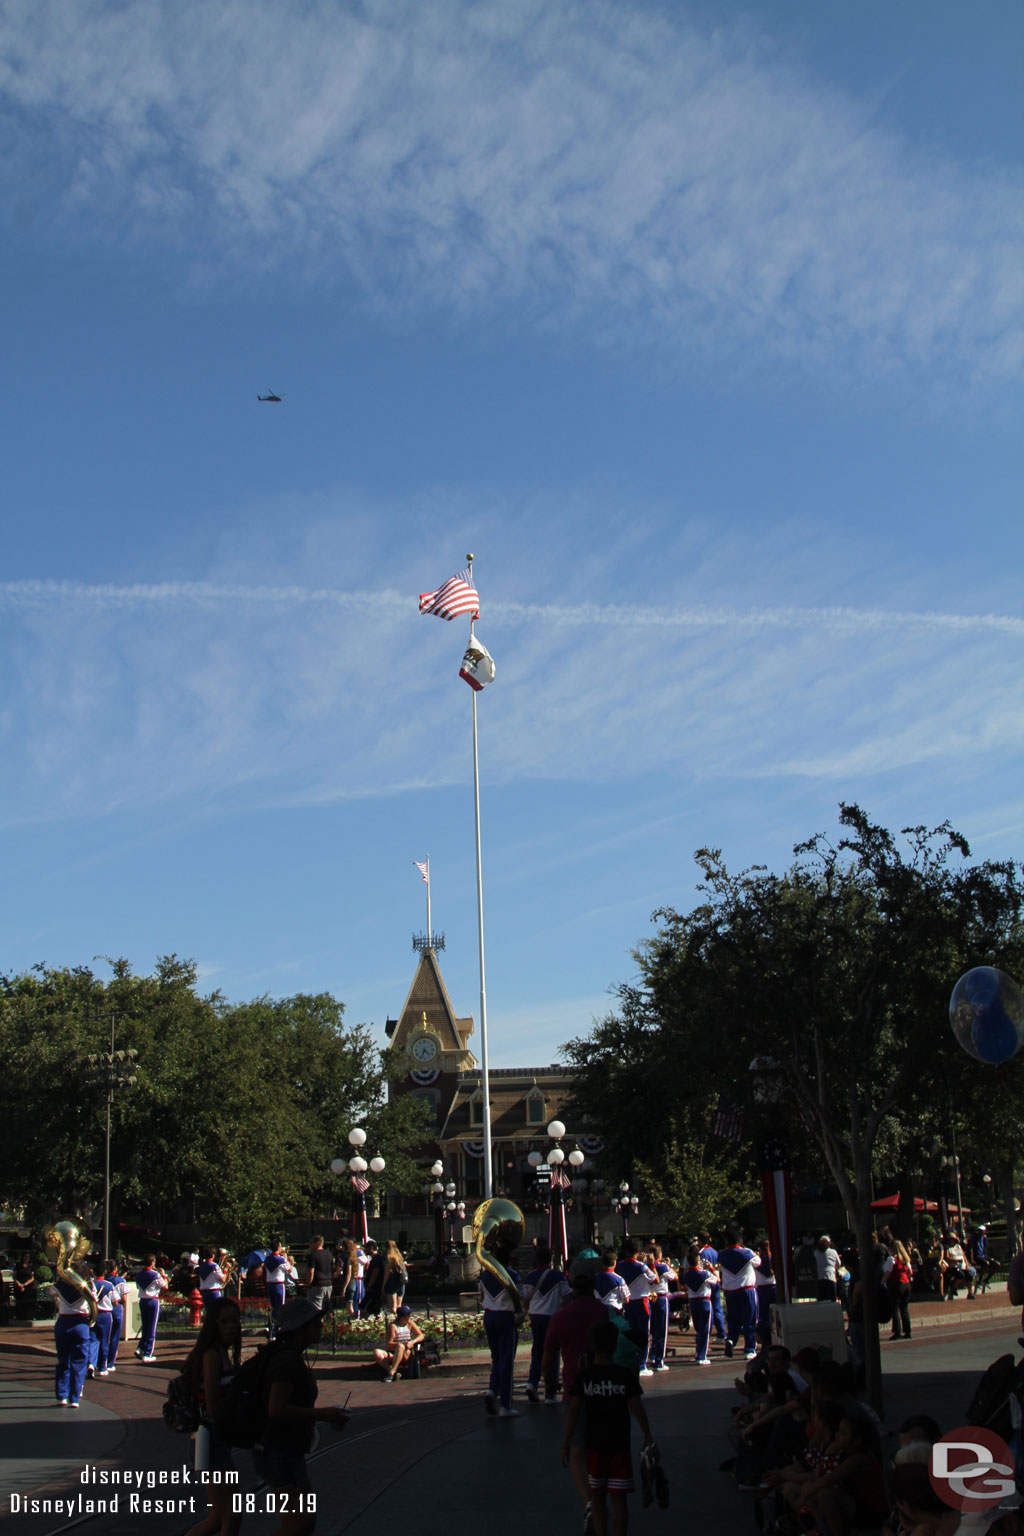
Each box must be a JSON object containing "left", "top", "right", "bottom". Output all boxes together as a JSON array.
[
  {"left": 459, "top": 636, "right": 495, "bottom": 691},
  {"left": 419, "top": 567, "right": 480, "bottom": 621},
  {"left": 414, "top": 861, "right": 429, "bottom": 884}
]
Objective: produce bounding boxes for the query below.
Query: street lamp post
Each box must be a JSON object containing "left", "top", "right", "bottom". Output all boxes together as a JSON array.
[
  {"left": 429, "top": 1160, "right": 445, "bottom": 1272},
  {"left": 611, "top": 1182, "right": 639, "bottom": 1239},
  {"left": 82, "top": 1015, "right": 139, "bottom": 1263},
  {"left": 331, "top": 1128, "right": 385, "bottom": 1244}
]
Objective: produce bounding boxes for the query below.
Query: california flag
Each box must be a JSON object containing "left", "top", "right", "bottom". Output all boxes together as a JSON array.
[{"left": 459, "top": 636, "right": 495, "bottom": 691}]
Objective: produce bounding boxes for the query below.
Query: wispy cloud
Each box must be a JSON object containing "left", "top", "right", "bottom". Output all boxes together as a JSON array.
[
  {"left": 1, "top": 0, "right": 1020, "bottom": 388},
  {"left": 0, "top": 557, "right": 1021, "bottom": 828}
]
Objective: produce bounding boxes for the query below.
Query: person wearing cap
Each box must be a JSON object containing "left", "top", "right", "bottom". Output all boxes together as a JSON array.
[
  {"left": 372, "top": 1304, "right": 425, "bottom": 1382},
  {"left": 259, "top": 1296, "right": 351, "bottom": 1533}
]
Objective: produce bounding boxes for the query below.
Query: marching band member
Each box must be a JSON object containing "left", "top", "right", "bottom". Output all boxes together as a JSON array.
[
  {"left": 50, "top": 1261, "right": 97, "bottom": 1407},
  {"left": 134, "top": 1253, "right": 168, "bottom": 1361},
  {"left": 718, "top": 1227, "right": 761, "bottom": 1360},
  {"left": 197, "top": 1246, "right": 231, "bottom": 1312},
  {"left": 105, "top": 1259, "right": 127, "bottom": 1370},
  {"left": 92, "top": 1266, "right": 117, "bottom": 1375},
  {"left": 615, "top": 1241, "right": 658, "bottom": 1376},
  {"left": 681, "top": 1244, "right": 716, "bottom": 1364},
  {"left": 647, "top": 1245, "right": 676, "bottom": 1372},
  {"left": 755, "top": 1240, "right": 777, "bottom": 1347}
]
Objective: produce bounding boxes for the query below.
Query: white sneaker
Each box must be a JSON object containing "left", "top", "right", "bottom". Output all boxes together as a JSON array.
[
  {"left": 656, "top": 1364, "right": 670, "bottom": 1371},
  {"left": 97, "top": 1369, "right": 109, "bottom": 1377},
  {"left": 745, "top": 1350, "right": 759, "bottom": 1360},
  {"left": 525, "top": 1384, "right": 539, "bottom": 1402},
  {"left": 57, "top": 1398, "right": 69, "bottom": 1406},
  {"left": 639, "top": 1368, "right": 654, "bottom": 1377},
  {"left": 69, "top": 1401, "right": 80, "bottom": 1408},
  {"left": 141, "top": 1355, "right": 157, "bottom": 1363},
  {"left": 498, "top": 1406, "right": 519, "bottom": 1417},
  {"left": 697, "top": 1357, "right": 711, "bottom": 1365}
]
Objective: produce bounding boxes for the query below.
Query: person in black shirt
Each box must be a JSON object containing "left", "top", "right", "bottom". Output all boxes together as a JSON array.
[
  {"left": 563, "top": 1320, "right": 653, "bottom": 1536},
  {"left": 259, "top": 1297, "right": 350, "bottom": 1535},
  {"left": 303, "top": 1237, "right": 334, "bottom": 1314}
]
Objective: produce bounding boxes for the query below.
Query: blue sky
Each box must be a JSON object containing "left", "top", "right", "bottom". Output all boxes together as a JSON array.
[{"left": 0, "top": 0, "right": 1021, "bottom": 1068}]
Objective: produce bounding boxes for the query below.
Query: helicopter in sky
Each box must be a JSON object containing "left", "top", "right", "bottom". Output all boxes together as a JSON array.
[{"left": 257, "top": 390, "right": 283, "bottom": 403}]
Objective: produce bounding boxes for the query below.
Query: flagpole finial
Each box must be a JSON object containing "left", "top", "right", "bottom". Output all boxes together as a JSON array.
[{"left": 466, "top": 552, "right": 474, "bottom": 564}]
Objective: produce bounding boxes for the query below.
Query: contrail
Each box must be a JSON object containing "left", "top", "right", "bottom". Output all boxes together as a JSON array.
[{"left": 0, "top": 579, "right": 1021, "bottom": 639}]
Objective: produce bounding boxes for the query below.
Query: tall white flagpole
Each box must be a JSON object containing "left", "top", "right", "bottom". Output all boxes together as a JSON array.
[
  {"left": 466, "top": 553, "right": 493, "bottom": 1200},
  {"left": 425, "top": 856, "right": 432, "bottom": 947}
]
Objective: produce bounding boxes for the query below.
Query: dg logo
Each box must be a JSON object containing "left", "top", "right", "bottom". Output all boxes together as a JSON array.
[{"left": 930, "top": 1426, "right": 1016, "bottom": 1512}]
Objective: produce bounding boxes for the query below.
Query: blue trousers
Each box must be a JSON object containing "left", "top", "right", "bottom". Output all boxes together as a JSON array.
[
  {"left": 54, "top": 1316, "right": 91, "bottom": 1403},
  {"left": 724, "top": 1287, "right": 758, "bottom": 1353},
  {"left": 649, "top": 1297, "right": 668, "bottom": 1367},
  {"left": 710, "top": 1282, "right": 726, "bottom": 1338},
  {"left": 108, "top": 1306, "right": 123, "bottom": 1365},
  {"left": 527, "top": 1313, "right": 550, "bottom": 1388},
  {"left": 94, "top": 1311, "right": 114, "bottom": 1370},
  {"left": 756, "top": 1283, "right": 776, "bottom": 1345},
  {"left": 689, "top": 1298, "right": 712, "bottom": 1361},
  {"left": 483, "top": 1310, "right": 518, "bottom": 1409},
  {"left": 266, "top": 1283, "right": 285, "bottom": 1338},
  {"left": 138, "top": 1297, "right": 160, "bottom": 1356}
]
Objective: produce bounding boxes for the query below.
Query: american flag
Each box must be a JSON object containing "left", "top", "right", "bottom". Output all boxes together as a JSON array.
[
  {"left": 419, "top": 567, "right": 480, "bottom": 621},
  {"left": 713, "top": 1096, "right": 744, "bottom": 1140},
  {"left": 350, "top": 1174, "right": 370, "bottom": 1194},
  {"left": 414, "top": 861, "right": 429, "bottom": 885}
]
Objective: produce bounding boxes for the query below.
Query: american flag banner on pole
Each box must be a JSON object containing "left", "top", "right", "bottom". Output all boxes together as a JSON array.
[
  {"left": 758, "top": 1139, "right": 793, "bottom": 1305},
  {"left": 419, "top": 567, "right": 480, "bottom": 621},
  {"left": 414, "top": 861, "right": 429, "bottom": 885}
]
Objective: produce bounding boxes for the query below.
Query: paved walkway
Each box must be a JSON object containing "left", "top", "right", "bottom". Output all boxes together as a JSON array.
[{"left": 1, "top": 1299, "right": 1019, "bottom": 1536}]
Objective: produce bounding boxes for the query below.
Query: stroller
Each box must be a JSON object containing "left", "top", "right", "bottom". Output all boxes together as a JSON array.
[{"left": 966, "top": 1348, "right": 1024, "bottom": 1485}]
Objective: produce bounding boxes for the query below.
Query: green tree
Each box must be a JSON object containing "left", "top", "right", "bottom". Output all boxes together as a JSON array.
[
  {"left": 0, "top": 958, "right": 432, "bottom": 1250},
  {"left": 564, "top": 806, "right": 1024, "bottom": 1411}
]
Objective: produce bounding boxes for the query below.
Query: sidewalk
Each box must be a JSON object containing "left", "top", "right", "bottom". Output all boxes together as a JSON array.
[{"left": 2, "top": 1300, "right": 1019, "bottom": 1536}]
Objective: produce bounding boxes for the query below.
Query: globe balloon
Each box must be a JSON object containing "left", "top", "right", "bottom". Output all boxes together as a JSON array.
[{"left": 949, "top": 966, "right": 1024, "bottom": 1064}]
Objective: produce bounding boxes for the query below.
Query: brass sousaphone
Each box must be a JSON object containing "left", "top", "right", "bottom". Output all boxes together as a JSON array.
[
  {"left": 472, "top": 1196, "right": 525, "bottom": 1323},
  {"left": 43, "top": 1217, "right": 98, "bottom": 1326}
]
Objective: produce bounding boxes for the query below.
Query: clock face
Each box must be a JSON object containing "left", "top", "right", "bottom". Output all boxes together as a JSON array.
[{"left": 411, "top": 1035, "right": 438, "bottom": 1063}]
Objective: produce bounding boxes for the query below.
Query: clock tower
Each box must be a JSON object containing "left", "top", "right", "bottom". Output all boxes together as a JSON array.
[{"left": 385, "top": 943, "right": 476, "bottom": 1137}]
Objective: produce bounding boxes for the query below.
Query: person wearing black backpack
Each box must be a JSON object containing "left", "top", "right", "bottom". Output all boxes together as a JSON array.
[
  {"left": 258, "top": 1296, "right": 351, "bottom": 1535},
  {"left": 183, "top": 1298, "right": 244, "bottom": 1536}
]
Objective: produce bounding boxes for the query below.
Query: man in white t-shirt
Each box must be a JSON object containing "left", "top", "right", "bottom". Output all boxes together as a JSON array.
[{"left": 814, "top": 1236, "right": 841, "bottom": 1302}]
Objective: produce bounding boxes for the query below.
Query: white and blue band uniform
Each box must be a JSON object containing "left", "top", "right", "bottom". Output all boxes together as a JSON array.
[
  {"left": 134, "top": 1261, "right": 168, "bottom": 1359},
  {"left": 480, "top": 1265, "right": 522, "bottom": 1412},
  {"left": 92, "top": 1276, "right": 116, "bottom": 1374},
  {"left": 698, "top": 1233, "right": 727, "bottom": 1340},
  {"left": 594, "top": 1253, "right": 630, "bottom": 1313},
  {"left": 718, "top": 1233, "right": 761, "bottom": 1358},
  {"left": 754, "top": 1244, "right": 776, "bottom": 1346},
  {"left": 681, "top": 1252, "right": 715, "bottom": 1363},
  {"left": 521, "top": 1251, "right": 570, "bottom": 1393},
  {"left": 50, "top": 1276, "right": 94, "bottom": 1406},
  {"left": 615, "top": 1248, "right": 657, "bottom": 1358},
  {"left": 108, "top": 1271, "right": 127, "bottom": 1367},
  {"left": 647, "top": 1250, "right": 676, "bottom": 1370},
  {"left": 264, "top": 1248, "right": 288, "bottom": 1338},
  {"left": 198, "top": 1256, "right": 227, "bottom": 1310}
]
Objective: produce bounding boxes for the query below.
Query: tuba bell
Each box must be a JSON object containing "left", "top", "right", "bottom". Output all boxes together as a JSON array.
[
  {"left": 43, "top": 1217, "right": 98, "bottom": 1326},
  {"left": 472, "top": 1196, "right": 525, "bottom": 1322}
]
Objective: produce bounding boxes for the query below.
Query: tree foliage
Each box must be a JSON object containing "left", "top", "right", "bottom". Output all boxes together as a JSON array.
[
  {"left": 563, "top": 805, "right": 1024, "bottom": 1409},
  {"left": 0, "top": 956, "right": 431, "bottom": 1248}
]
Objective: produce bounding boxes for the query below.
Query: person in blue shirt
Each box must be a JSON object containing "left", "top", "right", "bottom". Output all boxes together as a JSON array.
[
  {"left": 717, "top": 1228, "right": 761, "bottom": 1360},
  {"left": 50, "top": 1266, "right": 96, "bottom": 1407},
  {"left": 264, "top": 1239, "right": 289, "bottom": 1339},
  {"left": 615, "top": 1241, "right": 658, "bottom": 1377}
]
